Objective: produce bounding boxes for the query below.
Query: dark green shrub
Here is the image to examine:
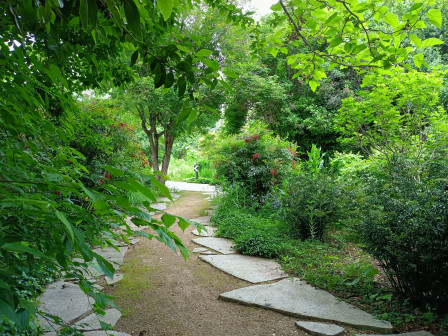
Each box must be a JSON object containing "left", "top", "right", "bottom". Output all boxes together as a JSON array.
[
  {"left": 282, "top": 146, "right": 343, "bottom": 240},
  {"left": 359, "top": 159, "right": 448, "bottom": 310},
  {"left": 282, "top": 171, "right": 343, "bottom": 240}
]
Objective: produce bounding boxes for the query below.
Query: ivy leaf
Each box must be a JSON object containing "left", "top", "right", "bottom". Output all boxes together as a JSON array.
[
  {"left": 413, "top": 53, "right": 424, "bottom": 68},
  {"left": 384, "top": 12, "right": 400, "bottom": 27},
  {"left": 426, "top": 9, "right": 442, "bottom": 28},
  {"left": 156, "top": 0, "right": 174, "bottom": 21},
  {"left": 124, "top": 0, "right": 141, "bottom": 37}
]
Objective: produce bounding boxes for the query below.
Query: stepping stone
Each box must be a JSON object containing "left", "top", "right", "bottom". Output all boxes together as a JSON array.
[
  {"left": 192, "top": 237, "right": 236, "bottom": 254},
  {"left": 84, "top": 331, "right": 132, "bottom": 336},
  {"left": 151, "top": 202, "right": 167, "bottom": 211},
  {"left": 355, "top": 332, "right": 434, "bottom": 336},
  {"left": 74, "top": 309, "right": 122, "bottom": 330},
  {"left": 106, "top": 273, "right": 124, "bottom": 285},
  {"left": 199, "top": 254, "right": 287, "bottom": 283},
  {"left": 129, "top": 238, "right": 140, "bottom": 245},
  {"left": 200, "top": 250, "right": 217, "bottom": 255},
  {"left": 204, "top": 209, "right": 215, "bottom": 215},
  {"left": 296, "top": 321, "right": 345, "bottom": 336},
  {"left": 166, "top": 181, "right": 216, "bottom": 192},
  {"left": 193, "top": 247, "right": 208, "bottom": 253},
  {"left": 191, "top": 216, "right": 212, "bottom": 225},
  {"left": 219, "top": 278, "right": 393, "bottom": 333},
  {"left": 93, "top": 246, "right": 128, "bottom": 266},
  {"left": 38, "top": 281, "right": 92, "bottom": 331},
  {"left": 192, "top": 226, "right": 217, "bottom": 237},
  {"left": 156, "top": 197, "right": 172, "bottom": 203}
]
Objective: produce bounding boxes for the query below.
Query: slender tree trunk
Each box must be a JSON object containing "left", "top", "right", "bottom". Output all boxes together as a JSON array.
[{"left": 161, "top": 131, "right": 176, "bottom": 179}]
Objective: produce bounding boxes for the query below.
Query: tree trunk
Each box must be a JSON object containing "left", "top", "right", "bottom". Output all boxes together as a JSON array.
[{"left": 161, "top": 131, "right": 176, "bottom": 183}]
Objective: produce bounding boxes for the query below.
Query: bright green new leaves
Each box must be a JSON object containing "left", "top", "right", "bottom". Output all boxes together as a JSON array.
[
  {"left": 426, "top": 8, "right": 442, "bottom": 28},
  {"left": 156, "top": 0, "right": 174, "bottom": 21},
  {"left": 413, "top": 53, "right": 424, "bottom": 68},
  {"left": 260, "top": 0, "right": 445, "bottom": 91},
  {"left": 335, "top": 68, "right": 446, "bottom": 175},
  {"left": 384, "top": 12, "right": 400, "bottom": 27}
]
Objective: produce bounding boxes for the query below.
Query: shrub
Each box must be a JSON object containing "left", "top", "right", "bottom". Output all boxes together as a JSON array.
[
  {"left": 359, "top": 158, "right": 448, "bottom": 310},
  {"left": 282, "top": 146, "right": 343, "bottom": 240},
  {"left": 214, "top": 126, "right": 297, "bottom": 196}
]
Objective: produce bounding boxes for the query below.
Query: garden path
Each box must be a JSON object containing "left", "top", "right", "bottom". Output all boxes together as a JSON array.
[{"left": 38, "top": 182, "right": 421, "bottom": 336}]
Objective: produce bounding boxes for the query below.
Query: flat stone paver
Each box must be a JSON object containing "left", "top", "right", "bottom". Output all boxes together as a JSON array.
[
  {"left": 192, "top": 237, "right": 236, "bottom": 254},
  {"left": 192, "top": 247, "right": 208, "bottom": 253},
  {"left": 199, "top": 254, "right": 287, "bottom": 283},
  {"left": 192, "top": 226, "right": 217, "bottom": 237},
  {"left": 151, "top": 202, "right": 167, "bottom": 211},
  {"left": 74, "top": 309, "right": 122, "bottom": 330},
  {"left": 166, "top": 181, "right": 216, "bottom": 192},
  {"left": 38, "top": 281, "right": 92, "bottom": 331},
  {"left": 355, "top": 332, "right": 434, "bottom": 336},
  {"left": 219, "top": 278, "right": 393, "bottom": 333},
  {"left": 93, "top": 246, "right": 128, "bottom": 266},
  {"left": 84, "top": 331, "right": 132, "bottom": 336},
  {"left": 191, "top": 216, "right": 212, "bottom": 225},
  {"left": 296, "top": 321, "right": 345, "bottom": 336},
  {"left": 106, "top": 273, "right": 124, "bottom": 285},
  {"left": 200, "top": 250, "right": 217, "bottom": 255}
]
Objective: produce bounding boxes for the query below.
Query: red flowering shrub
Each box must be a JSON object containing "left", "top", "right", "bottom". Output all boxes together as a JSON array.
[{"left": 215, "top": 130, "right": 297, "bottom": 195}]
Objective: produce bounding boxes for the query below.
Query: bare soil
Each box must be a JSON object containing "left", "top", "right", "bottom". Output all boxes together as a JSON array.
[{"left": 106, "top": 191, "right": 304, "bottom": 336}]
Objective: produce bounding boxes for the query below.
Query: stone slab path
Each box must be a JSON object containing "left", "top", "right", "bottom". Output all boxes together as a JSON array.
[
  {"left": 192, "top": 226, "right": 217, "bottom": 237},
  {"left": 199, "top": 254, "right": 287, "bottom": 283},
  {"left": 219, "top": 278, "right": 393, "bottom": 333},
  {"left": 296, "top": 321, "right": 345, "bottom": 336},
  {"left": 192, "top": 237, "right": 237, "bottom": 254}
]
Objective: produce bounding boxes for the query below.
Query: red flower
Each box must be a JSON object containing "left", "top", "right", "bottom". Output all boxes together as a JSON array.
[
  {"left": 105, "top": 172, "right": 111, "bottom": 180},
  {"left": 55, "top": 191, "right": 61, "bottom": 196},
  {"left": 99, "top": 179, "right": 104, "bottom": 185},
  {"left": 244, "top": 136, "right": 251, "bottom": 143},
  {"left": 270, "top": 168, "right": 277, "bottom": 176},
  {"left": 252, "top": 134, "right": 260, "bottom": 140},
  {"left": 252, "top": 153, "right": 259, "bottom": 162}
]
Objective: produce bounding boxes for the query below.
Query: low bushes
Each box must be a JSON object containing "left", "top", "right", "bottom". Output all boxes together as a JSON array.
[{"left": 359, "top": 159, "right": 448, "bottom": 310}]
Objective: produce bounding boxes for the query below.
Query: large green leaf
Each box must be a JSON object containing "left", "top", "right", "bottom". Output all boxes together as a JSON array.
[
  {"left": 384, "top": 12, "right": 399, "bottom": 28},
  {"left": 124, "top": 0, "right": 141, "bottom": 37},
  {"left": 150, "top": 177, "right": 172, "bottom": 201},
  {"left": 55, "top": 210, "right": 75, "bottom": 243},
  {"left": 156, "top": 0, "right": 174, "bottom": 21},
  {"left": 426, "top": 8, "right": 442, "bottom": 28}
]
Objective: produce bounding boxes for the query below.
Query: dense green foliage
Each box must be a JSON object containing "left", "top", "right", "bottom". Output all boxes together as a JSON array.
[{"left": 2, "top": 0, "right": 448, "bottom": 334}]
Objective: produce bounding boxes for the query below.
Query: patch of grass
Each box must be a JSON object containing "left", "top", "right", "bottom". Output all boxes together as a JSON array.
[{"left": 112, "top": 251, "right": 160, "bottom": 306}]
